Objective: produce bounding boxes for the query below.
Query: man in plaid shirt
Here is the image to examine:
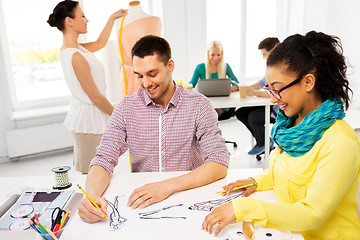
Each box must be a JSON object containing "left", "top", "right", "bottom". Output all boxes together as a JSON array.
[{"left": 78, "top": 35, "right": 230, "bottom": 223}]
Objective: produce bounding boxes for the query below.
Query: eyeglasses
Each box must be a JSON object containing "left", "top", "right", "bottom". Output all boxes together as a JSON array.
[{"left": 263, "top": 76, "right": 304, "bottom": 100}]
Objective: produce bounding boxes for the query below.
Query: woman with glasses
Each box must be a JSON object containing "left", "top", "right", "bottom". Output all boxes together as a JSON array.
[{"left": 202, "top": 31, "right": 360, "bottom": 239}]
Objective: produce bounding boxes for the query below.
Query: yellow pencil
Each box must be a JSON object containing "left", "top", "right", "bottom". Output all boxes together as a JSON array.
[
  {"left": 77, "top": 184, "right": 109, "bottom": 220},
  {"left": 217, "top": 182, "right": 257, "bottom": 194},
  {"left": 57, "top": 208, "right": 70, "bottom": 233}
]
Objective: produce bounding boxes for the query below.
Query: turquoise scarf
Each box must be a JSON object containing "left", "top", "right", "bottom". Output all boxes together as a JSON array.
[{"left": 271, "top": 99, "right": 345, "bottom": 157}]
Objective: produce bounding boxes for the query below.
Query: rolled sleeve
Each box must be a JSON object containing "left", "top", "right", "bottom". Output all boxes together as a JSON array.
[
  {"left": 89, "top": 102, "right": 129, "bottom": 175},
  {"left": 196, "top": 98, "right": 230, "bottom": 167}
]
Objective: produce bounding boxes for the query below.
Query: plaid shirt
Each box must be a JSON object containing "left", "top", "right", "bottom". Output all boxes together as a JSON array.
[{"left": 90, "top": 84, "right": 229, "bottom": 174}]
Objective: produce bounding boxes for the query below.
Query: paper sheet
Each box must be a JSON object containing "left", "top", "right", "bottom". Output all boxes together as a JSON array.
[{"left": 80, "top": 190, "right": 244, "bottom": 239}]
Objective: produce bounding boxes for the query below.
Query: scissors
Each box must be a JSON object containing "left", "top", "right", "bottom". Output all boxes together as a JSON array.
[{"left": 51, "top": 207, "right": 65, "bottom": 230}]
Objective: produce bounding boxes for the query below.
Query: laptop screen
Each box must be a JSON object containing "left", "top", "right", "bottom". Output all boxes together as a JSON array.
[{"left": 198, "top": 78, "right": 231, "bottom": 97}]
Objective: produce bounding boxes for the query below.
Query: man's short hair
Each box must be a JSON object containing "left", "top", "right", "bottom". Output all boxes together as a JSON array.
[
  {"left": 131, "top": 35, "right": 172, "bottom": 65},
  {"left": 258, "top": 37, "right": 280, "bottom": 51}
]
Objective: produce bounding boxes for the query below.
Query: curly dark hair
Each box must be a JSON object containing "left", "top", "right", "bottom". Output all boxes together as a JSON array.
[
  {"left": 267, "top": 31, "right": 352, "bottom": 110},
  {"left": 47, "top": 0, "right": 79, "bottom": 31}
]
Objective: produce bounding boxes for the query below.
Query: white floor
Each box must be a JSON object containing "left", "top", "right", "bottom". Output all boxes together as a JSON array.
[{"left": 0, "top": 116, "right": 269, "bottom": 178}]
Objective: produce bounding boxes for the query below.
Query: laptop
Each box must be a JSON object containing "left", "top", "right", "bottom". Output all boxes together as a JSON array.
[{"left": 198, "top": 78, "right": 231, "bottom": 97}]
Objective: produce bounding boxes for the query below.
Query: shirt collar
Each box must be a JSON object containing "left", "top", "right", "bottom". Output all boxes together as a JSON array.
[{"left": 142, "top": 81, "right": 184, "bottom": 108}]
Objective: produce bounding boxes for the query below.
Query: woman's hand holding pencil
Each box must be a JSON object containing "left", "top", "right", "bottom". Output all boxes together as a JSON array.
[{"left": 219, "top": 178, "right": 257, "bottom": 197}]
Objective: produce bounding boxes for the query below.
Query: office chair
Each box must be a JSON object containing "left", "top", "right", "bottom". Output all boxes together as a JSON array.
[
  {"left": 225, "top": 140, "right": 237, "bottom": 148},
  {"left": 219, "top": 108, "right": 237, "bottom": 149},
  {"left": 255, "top": 145, "right": 275, "bottom": 161}
]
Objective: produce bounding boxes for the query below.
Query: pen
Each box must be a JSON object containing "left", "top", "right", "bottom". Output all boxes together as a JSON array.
[
  {"left": 217, "top": 182, "right": 257, "bottom": 194},
  {"left": 76, "top": 184, "right": 109, "bottom": 220}
]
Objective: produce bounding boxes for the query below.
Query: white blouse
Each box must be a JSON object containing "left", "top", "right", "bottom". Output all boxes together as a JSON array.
[{"left": 60, "top": 46, "right": 109, "bottom": 134}]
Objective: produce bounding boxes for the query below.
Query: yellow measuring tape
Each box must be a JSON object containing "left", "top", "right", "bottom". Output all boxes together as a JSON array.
[
  {"left": 119, "top": 16, "right": 129, "bottom": 96},
  {"left": 118, "top": 16, "right": 131, "bottom": 170}
]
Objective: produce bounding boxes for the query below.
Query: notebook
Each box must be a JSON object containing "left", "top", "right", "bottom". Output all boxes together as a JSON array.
[{"left": 198, "top": 78, "right": 231, "bottom": 97}]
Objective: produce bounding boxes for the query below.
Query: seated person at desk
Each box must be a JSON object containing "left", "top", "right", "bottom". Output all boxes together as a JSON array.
[
  {"left": 202, "top": 31, "right": 360, "bottom": 239},
  {"left": 78, "top": 35, "right": 230, "bottom": 223},
  {"left": 235, "top": 37, "right": 280, "bottom": 155},
  {"left": 190, "top": 40, "right": 239, "bottom": 120}
]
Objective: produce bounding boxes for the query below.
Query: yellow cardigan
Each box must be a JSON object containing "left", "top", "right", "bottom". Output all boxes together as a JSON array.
[{"left": 232, "top": 120, "right": 360, "bottom": 239}]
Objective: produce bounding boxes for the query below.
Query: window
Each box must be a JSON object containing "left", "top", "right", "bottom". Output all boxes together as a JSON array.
[
  {"left": 206, "top": 0, "right": 241, "bottom": 77},
  {"left": 1, "top": 0, "right": 70, "bottom": 108},
  {"left": 0, "top": 0, "right": 160, "bottom": 111},
  {"left": 207, "top": 0, "right": 287, "bottom": 81}
]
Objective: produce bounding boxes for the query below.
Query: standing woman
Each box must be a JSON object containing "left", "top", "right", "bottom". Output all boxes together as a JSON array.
[
  {"left": 47, "top": 1, "right": 127, "bottom": 173},
  {"left": 190, "top": 40, "right": 239, "bottom": 120},
  {"left": 202, "top": 31, "right": 360, "bottom": 239}
]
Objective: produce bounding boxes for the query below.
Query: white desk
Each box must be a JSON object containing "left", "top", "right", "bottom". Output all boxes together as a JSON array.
[
  {"left": 0, "top": 169, "right": 303, "bottom": 240},
  {"left": 208, "top": 92, "right": 274, "bottom": 160}
]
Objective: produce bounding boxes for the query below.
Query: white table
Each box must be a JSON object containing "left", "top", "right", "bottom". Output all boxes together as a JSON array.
[
  {"left": 0, "top": 169, "right": 303, "bottom": 240},
  {"left": 208, "top": 92, "right": 274, "bottom": 160}
]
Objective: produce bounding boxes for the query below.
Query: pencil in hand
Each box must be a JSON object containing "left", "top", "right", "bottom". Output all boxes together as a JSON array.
[
  {"left": 76, "top": 184, "right": 109, "bottom": 220},
  {"left": 217, "top": 182, "right": 257, "bottom": 194}
]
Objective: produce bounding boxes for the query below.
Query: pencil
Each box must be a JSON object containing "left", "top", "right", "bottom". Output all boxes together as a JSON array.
[
  {"left": 56, "top": 214, "right": 70, "bottom": 238},
  {"left": 217, "top": 182, "right": 257, "bottom": 194},
  {"left": 44, "top": 225, "right": 59, "bottom": 240},
  {"left": 56, "top": 212, "right": 68, "bottom": 236},
  {"left": 76, "top": 184, "right": 109, "bottom": 220}
]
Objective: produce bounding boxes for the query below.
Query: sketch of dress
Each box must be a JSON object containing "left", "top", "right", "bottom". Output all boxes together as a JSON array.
[
  {"left": 188, "top": 192, "right": 244, "bottom": 212},
  {"left": 105, "top": 196, "right": 127, "bottom": 231}
]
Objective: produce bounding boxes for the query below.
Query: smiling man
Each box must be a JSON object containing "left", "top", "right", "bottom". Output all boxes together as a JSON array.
[{"left": 77, "top": 35, "right": 230, "bottom": 223}]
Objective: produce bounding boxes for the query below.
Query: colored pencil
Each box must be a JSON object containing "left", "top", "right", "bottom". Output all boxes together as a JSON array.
[
  {"left": 56, "top": 214, "right": 70, "bottom": 238},
  {"left": 76, "top": 184, "right": 109, "bottom": 220},
  {"left": 44, "top": 225, "right": 59, "bottom": 240},
  {"left": 52, "top": 223, "right": 60, "bottom": 233},
  {"left": 217, "top": 182, "right": 257, "bottom": 194},
  {"left": 34, "top": 210, "right": 40, "bottom": 222}
]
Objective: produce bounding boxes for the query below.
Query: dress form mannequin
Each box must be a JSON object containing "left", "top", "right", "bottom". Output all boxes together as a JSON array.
[{"left": 115, "top": 1, "right": 162, "bottom": 98}]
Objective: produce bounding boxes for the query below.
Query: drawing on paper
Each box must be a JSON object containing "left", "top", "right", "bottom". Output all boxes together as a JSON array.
[
  {"left": 104, "top": 196, "right": 127, "bottom": 231},
  {"left": 188, "top": 192, "right": 244, "bottom": 212},
  {"left": 139, "top": 204, "right": 186, "bottom": 220}
]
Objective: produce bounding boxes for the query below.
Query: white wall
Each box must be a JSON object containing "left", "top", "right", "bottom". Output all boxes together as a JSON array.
[
  {"left": 162, "top": 0, "right": 207, "bottom": 82},
  {"left": 327, "top": 0, "right": 360, "bottom": 108}
]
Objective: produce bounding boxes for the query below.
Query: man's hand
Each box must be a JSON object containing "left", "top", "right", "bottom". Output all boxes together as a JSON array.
[
  {"left": 127, "top": 181, "right": 173, "bottom": 209},
  {"left": 78, "top": 194, "right": 108, "bottom": 223},
  {"left": 202, "top": 202, "right": 236, "bottom": 236}
]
